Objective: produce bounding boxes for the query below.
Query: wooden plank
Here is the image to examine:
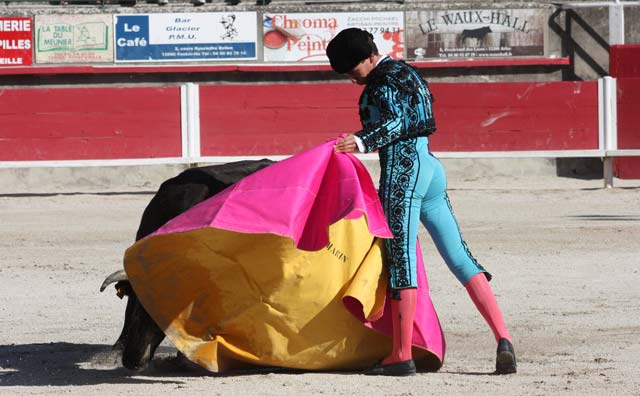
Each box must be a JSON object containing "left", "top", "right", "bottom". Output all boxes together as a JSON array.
[
  {"left": 610, "top": 45, "right": 640, "bottom": 178},
  {"left": 610, "top": 45, "right": 640, "bottom": 78},
  {"left": 0, "top": 80, "right": 600, "bottom": 161},
  {"left": 199, "top": 81, "right": 599, "bottom": 155},
  {"left": 0, "top": 86, "right": 182, "bottom": 160},
  {"left": 429, "top": 81, "right": 599, "bottom": 151},
  {"left": 199, "top": 83, "right": 362, "bottom": 156},
  {"left": 613, "top": 78, "right": 640, "bottom": 178}
]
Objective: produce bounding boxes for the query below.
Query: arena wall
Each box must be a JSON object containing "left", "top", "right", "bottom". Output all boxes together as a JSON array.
[
  {"left": 0, "top": 80, "right": 599, "bottom": 160},
  {"left": 1, "top": 0, "right": 638, "bottom": 186}
]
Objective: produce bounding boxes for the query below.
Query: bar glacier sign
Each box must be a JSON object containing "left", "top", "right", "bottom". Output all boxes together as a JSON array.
[{"left": 115, "top": 13, "right": 257, "bottom": 62}]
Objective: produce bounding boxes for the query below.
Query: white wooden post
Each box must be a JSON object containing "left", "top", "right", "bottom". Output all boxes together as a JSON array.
[
  {"left": 604, "top": 2, "right": 624, "bottom": 187},
  {"left": 602, "top": 76, "right": 618, "bottom": 188},
  {"left": 180, "top": 83, "right": 201, "bottom": 164}
]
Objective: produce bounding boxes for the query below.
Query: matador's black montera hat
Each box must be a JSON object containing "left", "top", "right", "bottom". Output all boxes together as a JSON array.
[{"left": 326, "top": 28, "right": 375, "bottom": 74}]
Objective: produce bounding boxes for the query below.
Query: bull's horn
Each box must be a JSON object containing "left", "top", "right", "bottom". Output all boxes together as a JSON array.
[{"left": 100, "top": 269, "right": 128, "bottom": 292}]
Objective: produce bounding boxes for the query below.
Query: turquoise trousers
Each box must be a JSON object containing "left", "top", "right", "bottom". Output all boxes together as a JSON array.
[{"left": 378, "top": 137, "right": 489, "bottom": 289}]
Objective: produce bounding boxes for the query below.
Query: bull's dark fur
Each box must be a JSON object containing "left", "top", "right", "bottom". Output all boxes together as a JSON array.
[
  {"left": 136, "top": 159, "right": 276, "bottom": 240},
  {"left": 112, "top": 159, "right": 275, "bottom": 370}
]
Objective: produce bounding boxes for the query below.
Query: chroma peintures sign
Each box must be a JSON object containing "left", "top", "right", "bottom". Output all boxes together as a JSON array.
[
  {"left": 0, "top": 17, "right": 33, "bottom": 66},
  {"left": 114, "top": 12, "right": 257, "bottom": 62},
  {"left": 263, "top": 12, "right": 405, "bottom": 63}
]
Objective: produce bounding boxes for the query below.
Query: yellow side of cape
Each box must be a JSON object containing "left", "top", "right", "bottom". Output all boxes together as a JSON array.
[{"left": 124, "top": 218, "right": 394, "bottom": 372}]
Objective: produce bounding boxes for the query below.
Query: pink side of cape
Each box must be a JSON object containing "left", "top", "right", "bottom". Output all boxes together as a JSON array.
[
  {"left": 152, "top": 140, "right": 392, "bottom": 250},
  {"left": 151, "top": 140, "right": 445, "bottom": 363},
  {"left": 344, "top": 240, "right": 446, "bottom": 363}
]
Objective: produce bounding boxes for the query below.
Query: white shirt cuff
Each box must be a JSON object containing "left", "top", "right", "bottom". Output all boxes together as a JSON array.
[{"left": 354, "top": 136, "right": 365, "bottom": 153}]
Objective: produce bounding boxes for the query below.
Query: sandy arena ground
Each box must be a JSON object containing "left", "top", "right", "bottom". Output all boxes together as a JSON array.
[{"left": 1, "top": 173, "right": 639, "bottom": 396}]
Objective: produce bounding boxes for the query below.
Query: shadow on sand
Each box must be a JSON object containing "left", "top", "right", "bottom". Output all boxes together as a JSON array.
[
  {"left": 0, "top": 342, "right": 316, "bottom": 387},
  {"left": 0, "top": 342, "right": 191, "bottom": 386}
]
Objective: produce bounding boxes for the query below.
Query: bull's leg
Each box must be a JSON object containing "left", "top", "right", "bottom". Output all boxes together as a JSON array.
[
  {"left": 112, "top": 281, "right": 135, "bottom": 352},
  {"left": 121, "top": 297, "right": 166, "bottom": 371}
]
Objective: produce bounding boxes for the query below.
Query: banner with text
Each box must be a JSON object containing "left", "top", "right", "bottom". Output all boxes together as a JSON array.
[
  {"left": 0, "top": 17, "right": 33, "bottom": 66},
  {"left": 405, "top": 9, "right": 546, "bottom": 60},
  {"left": 263, "top": 12, "right": 404, "bottom": 63},
  {"left": 115, "top": 12, "right": 257, "bottom": 62},
  {"left": 35, "top": 14, "right": 113, "bottom": 64}
]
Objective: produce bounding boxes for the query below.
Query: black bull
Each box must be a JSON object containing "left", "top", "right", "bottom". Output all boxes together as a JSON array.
[
  {"left": 100, "top": 159, "right": 275, "bottom": 370},
  {"left": 460, "top": 26, "right": 492, "bottom": 41}
]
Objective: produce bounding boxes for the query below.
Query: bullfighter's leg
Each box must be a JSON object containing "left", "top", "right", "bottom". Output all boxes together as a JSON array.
[
  {"left": 464, "top": 273, "right": 516, "bottom": 374},
  {"left": 387, "top": 288, "right": 417, "bottom": 363},
  {"left": 419, "top": 154, "right": 516, "bottom": 374},
  {"left": 366, "top": 138, "right": 430, "bottom": 376}
]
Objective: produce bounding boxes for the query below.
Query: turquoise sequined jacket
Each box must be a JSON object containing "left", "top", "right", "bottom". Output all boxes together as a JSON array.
[{"left": 355, "top": 57, "right": 436, "bottom": 153}]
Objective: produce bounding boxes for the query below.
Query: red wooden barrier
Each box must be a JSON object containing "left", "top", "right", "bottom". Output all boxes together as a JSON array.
[
  {"left": 0, "top": 80, "right": 599, "bottom": 161},
  {"left": 610, "top": 45, "right": 640, "bottom": 178},
  {"left": 0, "top": 86, "right": 182, "bottom": 161},
  {"left": 199, "top": 83, "right": 362, "bottom": 156},
  {"left": 610, "top": 45, "right": 640, "bottom": 77},
  {"left": 199, "top": 81, "right": 599, "bottom": 156},
  {"left": 429, "top": 81, "right": 598, "bottom": 152}
]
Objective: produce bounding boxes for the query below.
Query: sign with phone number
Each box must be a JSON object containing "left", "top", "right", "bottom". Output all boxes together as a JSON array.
[
  {"left": 114, "top": 12, "right": 257, "bottom": 62},
  {"left": 263, "top": 12, "right": 404, "bottom": 63}
]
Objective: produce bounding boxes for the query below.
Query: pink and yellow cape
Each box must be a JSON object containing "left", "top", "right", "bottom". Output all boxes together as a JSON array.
[{"left": 124, "top": 141, "right": 445, "bottom": 372}]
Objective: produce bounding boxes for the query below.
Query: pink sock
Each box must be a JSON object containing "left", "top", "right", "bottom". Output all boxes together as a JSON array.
[
  {"left": 384, "top": 288, "right": 417, "bottom": 364},
  {"left": 464, "top": 273, "right": 512, "bottom": 343}
]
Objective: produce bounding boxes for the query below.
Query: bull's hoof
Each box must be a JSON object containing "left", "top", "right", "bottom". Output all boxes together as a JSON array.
[
  {"left": 122, "top": 359, "right": 148, "bottom": 371},
  {"left": 111, "top": 340, "right": 126, "bottom": 353},
  {"left": 173, "top": 351, "right": 204, "bottom": 371}
]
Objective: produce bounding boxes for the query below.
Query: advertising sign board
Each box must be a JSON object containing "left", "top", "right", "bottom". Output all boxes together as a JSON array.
[
  {"left": 115, "top": 12, "right": 257, "bottom": 62},
  {"left": 35, "top": 14, "right": 113, "bottom": 64},
  {"left": 263, "top": 12, "right": 404, "bottom": 62},
  {"left": 405, "top": 9, "right": 546, "bottom": 60},
  {"left": 0, "top": 17, "right": 33, "bottom": 66}
]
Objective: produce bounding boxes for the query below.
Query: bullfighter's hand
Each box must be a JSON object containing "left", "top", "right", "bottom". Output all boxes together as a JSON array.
[{"left": 334, "top": 134, "right": 357, "bottom": 153}]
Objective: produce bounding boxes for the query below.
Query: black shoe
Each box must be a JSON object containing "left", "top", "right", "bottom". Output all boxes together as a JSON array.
[
  {"left": 364, "top": 359, "right": 416, "bottom": 376},
  {"left": 495, "top": 338, "right": 517, "bottom": 374}
]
